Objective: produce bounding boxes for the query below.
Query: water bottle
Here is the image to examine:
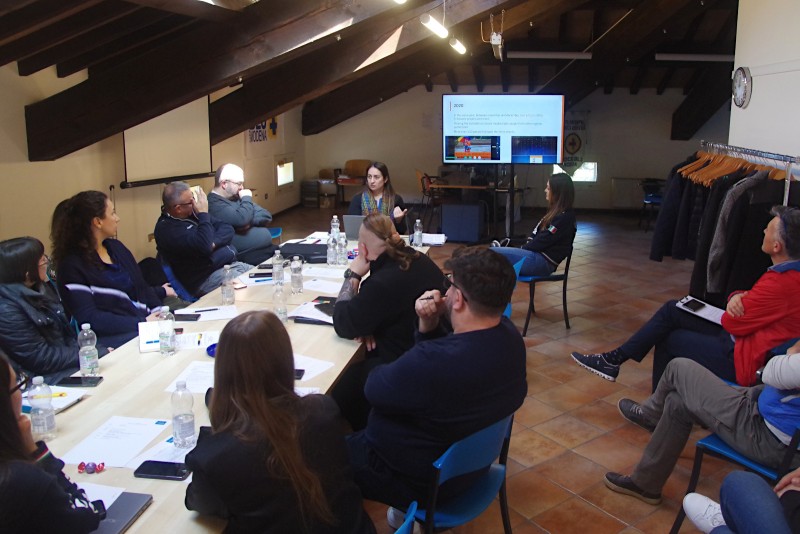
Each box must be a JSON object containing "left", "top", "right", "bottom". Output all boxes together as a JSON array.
[
  {"left": 290, "top": 256, "right": 303, "bottom": 294},
  {"left": 171, "top": 380, "right": 196, "bottom": 448},
  {"left": 327, "top": 233, "right": 337, "bottom": 266},
  {"left": 77, "top": 323, "right": 99, "bottom": 376},
  {"left": 29, "top": 376, "right": 56, "bottom": 441},
  {"left": 413, "top": 219, "right": 424, "bottom": 247},
  {"left": 159, "top": 306, "right": 176, "bottom": 357},
  {"left": 272, "top": 249, "right": 284, "bottom": 285},
  {"left": 330, "top": 215, "right": 340, "bottom": 240},
  {"left": 337, "top": 232, "right": 348, "bottom": 265},
  {"left": 221, "top": 264, "right": 235, "bottom": 305},
  {"left": 273, "top": 283, "right": 288, "bottom": 323}
]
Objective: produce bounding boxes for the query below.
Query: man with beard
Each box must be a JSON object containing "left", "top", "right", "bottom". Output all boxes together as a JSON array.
[
  {"left": 345, "top": 247, "right": 527, "bottom": 528},
  {"left": 208, "top": 163, "right": 276, "bottom": 265}
]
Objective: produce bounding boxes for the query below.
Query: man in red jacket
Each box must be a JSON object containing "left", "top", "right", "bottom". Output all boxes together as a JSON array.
[{"left": 572, "top": 205, "right": 800, "bottom": 389}]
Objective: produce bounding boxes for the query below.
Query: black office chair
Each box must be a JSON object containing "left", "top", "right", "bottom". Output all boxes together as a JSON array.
[
  {"left": 638, "top": 179, "right": 664, "bottom": 232},
  {"left": 518, "top": 248, "right": 573, "bottom": 335}
]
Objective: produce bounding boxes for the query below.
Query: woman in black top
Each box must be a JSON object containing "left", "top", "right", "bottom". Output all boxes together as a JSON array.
[
  {"left": 185, "top": 310, "right": 375, "bottom": 534},
  {"left": 493, "top": 172, "right": 577, "bottom": 276},
  {"left": 0, "top": 354, "right": 105, "bottom": 532},
  {"left": 348, "top": 161, "right": 408, "bottom": 234}
]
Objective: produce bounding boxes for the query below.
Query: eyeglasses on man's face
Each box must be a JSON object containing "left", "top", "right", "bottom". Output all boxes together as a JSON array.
[{"left": 443, "top": 273, "right": 468, "bottom": 302}]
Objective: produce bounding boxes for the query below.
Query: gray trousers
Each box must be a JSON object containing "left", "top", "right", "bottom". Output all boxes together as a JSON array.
[{"left": 631, "top": 358, "right": 794, "bottom": 494}]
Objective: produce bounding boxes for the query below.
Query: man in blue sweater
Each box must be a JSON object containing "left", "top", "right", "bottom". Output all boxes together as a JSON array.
[
  {"left": 154, "top": 182, "right": 251, "bottom": 297},
  {"left": 346, "top": 247, "right": 527, "bottom": 524}
]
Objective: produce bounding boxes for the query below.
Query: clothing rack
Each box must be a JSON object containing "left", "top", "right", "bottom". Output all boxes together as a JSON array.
[{"left": 700, "top": 140, "right": 799, "bottom": 206}]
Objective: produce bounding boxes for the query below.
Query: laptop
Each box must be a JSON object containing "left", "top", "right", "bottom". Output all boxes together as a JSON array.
[
  {"left": 95, "top": 492, "right": 153, "bottom": 534},
  {"left": 342, "top": 214, "right": 365, "bottom": 240}
]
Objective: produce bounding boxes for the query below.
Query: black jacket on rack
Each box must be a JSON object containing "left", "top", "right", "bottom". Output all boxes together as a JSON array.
[{"left": 649, "top": 155, "right": 696, "bottom": 262}]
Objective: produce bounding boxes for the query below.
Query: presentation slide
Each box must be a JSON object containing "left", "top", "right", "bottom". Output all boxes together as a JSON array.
[{"left": 442, "top": 94, "right": 564, "bottom": 164}]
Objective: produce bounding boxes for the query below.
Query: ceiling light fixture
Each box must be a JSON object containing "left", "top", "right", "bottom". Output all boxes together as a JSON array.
[
  {"left": 449, "top": 38, "right": 466, "bottom": 54},
  {"left": 393, "top": 0, "right": 406, "bottom": 4},
  {"left": 420, "top": 13, "right": 448, "bottom": 38},
  {"left": 481, "top": 10, "right": 505, "bottom": 62}
]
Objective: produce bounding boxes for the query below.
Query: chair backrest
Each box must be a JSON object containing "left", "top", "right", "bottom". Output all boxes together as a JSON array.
[
  {"left": 344, "top": 159, "right": 372, "bottom": 177},
  {"left": 394, "top": 501, "right": 418, "bottom": 534},
  {"left": 433, "top": 415, "right": 512, "bottom": 485},
  {"left": 318, "top": 168, "right": 335, "bottom": 180},
  {"left": 503, "top": 259, "right": 524, "bottom": 319},
  {"left": 640, "top": 178, "right": 664, "bottom": 196},
  {"left": 157, "top": 255, "right": 198, "bottom": 303}
]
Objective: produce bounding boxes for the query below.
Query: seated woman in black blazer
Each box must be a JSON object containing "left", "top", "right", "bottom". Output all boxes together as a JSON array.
[
  {"left": 0, "top": 355, "right": 105, "bottom": 532},
  {"left": 185, "top": 310, "right": 376, "bottom": 534},
  {"left": 348, "top": 161, "right": 408, "bottom": 234}
]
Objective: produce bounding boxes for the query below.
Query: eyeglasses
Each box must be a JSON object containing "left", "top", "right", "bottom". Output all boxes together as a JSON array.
[
  {"left": 11, "top": 372, "right": 29, "bottom": 394},
  {"left": 225, "top": 180, "right": 245, "bottom": 188},
  {"left": 443, "top": 273, "right": 468, "bottom": 301},
  {"left": 172, "top": 202, "right": 193, "bottom": 209}
]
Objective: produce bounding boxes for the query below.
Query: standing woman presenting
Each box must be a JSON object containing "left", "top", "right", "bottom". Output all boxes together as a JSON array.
[
  {"left": 348, "top": 162, "right": 408, "bottom": 234},
  {"left": 52, "top": 191, "right": 174, "bottom": 348},
  {"left": 492, "top": 172, "right": 576, "bottom": 276}
]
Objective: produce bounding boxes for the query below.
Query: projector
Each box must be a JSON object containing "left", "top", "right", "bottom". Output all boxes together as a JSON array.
[{"left": 491, "top": 32, "right": 503, "bottom": 61}]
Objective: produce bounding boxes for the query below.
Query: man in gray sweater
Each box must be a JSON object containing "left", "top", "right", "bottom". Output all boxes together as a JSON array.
[{"left": 207, "top": 163, "right": 276, "bottom": 265}]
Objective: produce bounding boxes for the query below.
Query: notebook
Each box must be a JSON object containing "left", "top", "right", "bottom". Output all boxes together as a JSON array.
[
  {"left": 95, "top": 491, "right": 153, "bottom": 534},
  {"left": 342, "top": 214, "right": 365, "bottom": 240}
]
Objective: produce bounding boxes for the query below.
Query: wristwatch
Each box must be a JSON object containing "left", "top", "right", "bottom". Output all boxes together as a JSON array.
[{"left": 343, "top": 268, "right": 362, "bottom": 281}]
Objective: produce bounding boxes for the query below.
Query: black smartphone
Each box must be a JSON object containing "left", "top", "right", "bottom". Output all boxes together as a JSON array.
[
  {"left": 294, "top": 369, "right": 305, "bottom": 380},
  {"left": 256, "top": 263, "right": 274, "bottom": 271},
  {"left": 249, "top": 272, "right": 272, "bottom": 278},
  {"left": 57, "top": 376, "right": 103, "bottom": 387},
  {"left": 134, "top": 461, "right": 191, "bottom": 481},
  {"left": 174, "top": 313, "right": 201, "bottom": 321},
  {"left": 683, "top": 299, "right": 705, "bottom": 312}
]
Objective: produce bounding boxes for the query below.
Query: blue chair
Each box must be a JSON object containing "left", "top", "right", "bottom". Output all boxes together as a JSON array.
[
  {"left": 503, "top": 259, "right": 524, "bottom": 319},
  {"left": 394, "top": 501, "right": 418, "bottom": 534},
  {"left": 518, "top": 248, "right": 572, "bottom": 335},
  {"left": 413, "top": 415, "right": 514, "bottom": 534},
  {"left": 158, "top": 255, "right": 197, "bottom": 303},
  {"left": 268, "top": 227, "right": 282, "bottom": 242},
  {"left": 638, "top": 179, "right": 664, "bottom": 232}
]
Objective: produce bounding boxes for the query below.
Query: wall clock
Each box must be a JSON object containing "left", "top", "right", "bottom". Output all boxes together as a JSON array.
[{"left": 732, "top": 66, "right": 752, "bottom": 108}]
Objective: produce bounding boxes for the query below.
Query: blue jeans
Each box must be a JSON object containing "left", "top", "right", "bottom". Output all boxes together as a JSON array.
[
  {"left": 195, "top": 261, "right": 252, "bottom": 296},
  {"left": 492, "top": 247, "right": 555, "bottom": 277},
  {"left": 619, "top": 300, "right": 736, "bottom": 390},
  {"left": 710, "top": 471, "right": 792, "bottom": 534}
]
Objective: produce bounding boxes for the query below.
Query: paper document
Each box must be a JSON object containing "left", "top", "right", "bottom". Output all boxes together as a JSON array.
[
  {"left": 175, "top": 305, "right": 238, "bottom": 321},
  {"left": 62, "top": 416, "right": 170, "bottom": 467},
  {"left": 306, "top": 231, "right": 330, "bottom": 240},
  {"left": 295, "top": 387, "right": 321, "bottom": 396},
  {"left": 126, "top": 437, "right": 191, "bottom": 468},
  {"left": 294, "top": 354, "right": 335, "bottom": 381},
  {"left": 138, "top": 323, "right": 220, "bottom": 353},
  {"left": 288, "top": 301, "right": 334, "bottom": 324},
  {"left": 422, "top": 233, "right": 447, "bottom": 246},
  {"left": 22, "top": 386, "right": 88, "bottom": 414},
  {"left": 676, "top": 296, "right": 725, "bottom": 325},
  {"left": 237, "top": 273, "right": 274, "bottom": 287},
  {"left": 304, "top": 278, "right": 342, "bottom": 295},
  {"left": 304, "top": 266, "right": 347, "bottom": 279},
  {"left": 80, "top": 482, "right": 125, "bottom": 509},
  {"left": 165, "top": 361, "right": 215, "bottom": 394}
]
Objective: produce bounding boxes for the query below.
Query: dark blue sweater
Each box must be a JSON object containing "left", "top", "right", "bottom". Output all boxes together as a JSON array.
[{"left": 57, "top": 239, "right": 163, "bottom": 347}]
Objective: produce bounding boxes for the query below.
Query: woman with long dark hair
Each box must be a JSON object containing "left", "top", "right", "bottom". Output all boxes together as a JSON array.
[
  {"left": 52, "top": 191, "right": 175, "bottom": 347},
  {"left": 347, "top": 162, "right": 408, "bottom": 234},
  {"left": 0, "top": 237, "right": 82, "bottom": 383},
  {"left": 185, "top": 310, "right": 375, "bottom": 534},
  {"left": 492, "top": 172, "right": 577, "bottom": 276},
  {"left": 0, "top": 353, "right": 105, "bottom": 531}
]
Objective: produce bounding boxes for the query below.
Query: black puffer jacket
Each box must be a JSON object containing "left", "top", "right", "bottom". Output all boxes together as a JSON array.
[{"left": 0, "top": 283, "right": 80, "bottom": 383}]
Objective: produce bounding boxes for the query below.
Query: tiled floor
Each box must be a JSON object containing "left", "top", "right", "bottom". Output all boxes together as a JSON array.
[{"left": 272, "top": 206, "right": 736, "bottom": 533}]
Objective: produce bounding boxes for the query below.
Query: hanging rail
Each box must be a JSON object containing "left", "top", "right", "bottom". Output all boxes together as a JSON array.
[{"left": 700, "top": 140, "right": 799, "bottom": 206}]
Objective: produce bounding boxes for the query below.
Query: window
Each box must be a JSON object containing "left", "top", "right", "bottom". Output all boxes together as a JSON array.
[
  {"left": 276, "top": 158, "right": 294, "bottom": 187},
  {"left": 553, "top": 162, "right": 597, "bottom": 183}
]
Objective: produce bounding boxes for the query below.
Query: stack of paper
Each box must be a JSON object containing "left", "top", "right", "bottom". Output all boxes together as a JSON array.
[{"left": 422, "top": 233, "right": 447, "bottom": 246}]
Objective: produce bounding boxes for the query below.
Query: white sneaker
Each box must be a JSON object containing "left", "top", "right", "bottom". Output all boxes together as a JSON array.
[
  {"left": 386, "top": 506, "right": 420, "bottom": 533},
  {"left": 490, "top": 240, "right": 501, "bottom": 247},
  {"left": 683, "top": 493, "right": 726, "bottom": 533}
]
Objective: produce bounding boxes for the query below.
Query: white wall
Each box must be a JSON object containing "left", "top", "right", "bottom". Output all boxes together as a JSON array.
[
  {"left": 0, "top": 66, "right": 305, "bottom": 259},
  {"left": 729, "top": 0, "right": 800, "bottom": 158},
  {"left": 304, "top": 85, "right": 730, "bottom": 210}
]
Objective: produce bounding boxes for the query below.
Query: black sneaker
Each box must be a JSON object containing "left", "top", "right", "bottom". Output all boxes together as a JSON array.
[
  {"left": 618, "top": 398, "right": 656, "bottom": 432},
  {"left": 571, "top": 352, "right": 620, "bottom": 381},
  {"left": 604, "top": 472, "right": 662, "bottom": 505}
]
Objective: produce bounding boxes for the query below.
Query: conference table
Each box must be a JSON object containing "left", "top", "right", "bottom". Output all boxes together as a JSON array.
[{"left": 47, "top": 239, "right": 428, "bottom": 532}]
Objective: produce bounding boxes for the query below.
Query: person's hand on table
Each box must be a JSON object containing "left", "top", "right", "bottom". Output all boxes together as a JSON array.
[
  {"left": 393, "top": 206, "right": 408, "bottom": 222},
  {"left": 416, "top": 289, "right": 445, "bottom": 333},
  {"left": 355, "top": 335, "right": 377, "bottom": 351},
  {"left": 145, "top": 311, "right": 161, "bottom": 322},
  {"left": 726, "top": 291, "right": 747, "bottom": 318}
]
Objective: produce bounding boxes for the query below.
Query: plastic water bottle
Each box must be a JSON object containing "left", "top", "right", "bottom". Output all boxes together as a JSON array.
[
  {"left": 327, "top": 233, "right": 337, "bottom": 266},
  {"left": 413, "top": 219, "right": 424, "bottom": 247},
  {"left": 290, "top": 256, "right": 303, "bottom": 294},
  {"left": 337, "top": 232, "right": 348, "bottom": 265},
  {"left": 331, "top": 215, "right": 340, "bottom": 240},
  {"left": 77, "top": 323, "right": 99, "bottom": 376},
  {"left": 171, "top": 380, "right": 196, "bottom": 448},
  {"left": 29, "top": 376, "right": 56, "bottom": 441},
  {"left": 221, "top": 264, "right": 235, "bottom": 305},
  {"left": 159, "top": 307, "right": 176, "bottom": 357},
  {"left": 272, "top": 249, "right": 284, "bottom": 285},
  {"left": 273, "top": 283, "right": 288, "bottom": 323}
]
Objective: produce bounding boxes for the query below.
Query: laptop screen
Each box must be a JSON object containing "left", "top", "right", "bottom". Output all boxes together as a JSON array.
[{"left": 342, "top": 215, "right": 365, "bottom": 241}]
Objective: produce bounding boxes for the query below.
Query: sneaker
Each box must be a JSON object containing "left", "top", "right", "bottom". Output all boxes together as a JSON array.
[
  {"left": 387, "top": 506, "right": 420, "bottom": 534},
  {"left": 571, "top": 351, "right": 620, "bottom": 381},
  {"left": 604, "top": 472, "right": 662, "bottom": 505},
  {"left": 490, "top": 240, "right": 502, "bottom": 247},
  {"left": 683, "top": 493, "right": 726, "bottom": 533},
  {"left": 618, "top": 398, "right": 656, "bottom": 432}
]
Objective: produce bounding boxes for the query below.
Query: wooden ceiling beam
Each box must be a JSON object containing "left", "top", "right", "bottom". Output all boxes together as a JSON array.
[
  {"left": 17, "top": 8, "right": 170, "bottom": 76},
  {"left": 473, "top": 64, "right": 485, "bottom": 92},
  {"left": 527, "top": 63, "right": 536, "bottom": 92},
  {"left": 656, "top": 66, "right": 675, "bottom": 94},
  {"left": 500, "top": 63, "right": 510, "bottom": 92},
  {"left": 446, "top": 69, "right": 458, "bottom": 92},
  {"left": 123, "top": 0, "right": 241, "bottom": 20},
  {"left": 629, "top": 63, "right": 647, "bottom": 94},
  {"left": 24, "top": 0, "right": 412, "bottom": 160},
  {"left": 0, "top": 0, "right": 105, "bottom": 47},
  {"left": 671, "top": 63, "right": 731, "bottom": 140}
]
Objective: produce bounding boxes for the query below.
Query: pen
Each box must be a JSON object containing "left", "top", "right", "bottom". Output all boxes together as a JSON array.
[
  {"left": 311, "top": 239, "right": 321, "bottom": 244},
  {"left": 253, "top": 277, "right": 273, "bottom": 283},
  {"left": 29, "top": 393, "right": 67, "bottom": 398},
  {"left": 419, "top": 296, "right": 435, "bottom": 300},
  {"left": 194, "top": 308, "right": 218, "bottom": 313}
]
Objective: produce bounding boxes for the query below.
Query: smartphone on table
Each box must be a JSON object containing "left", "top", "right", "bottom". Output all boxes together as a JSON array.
[
  {"left": 57, "top": 376, "right": 103, "bottom": 387},
  {"left": 134, "top": 461, "right": 191, "bottom": 481}
]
